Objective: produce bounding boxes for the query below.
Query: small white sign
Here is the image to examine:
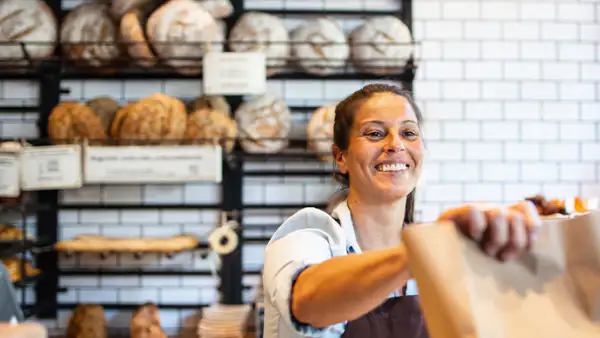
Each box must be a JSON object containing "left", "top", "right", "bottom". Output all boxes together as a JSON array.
[
  {"left": 203, "top": 51, "right": 267, "bottom": 95},
  {"left": 20, "top": 145, "right": 83, "bottom": 191},
  {"left": 84, "top": 145, "right": 222, "bottom": 184},
  {"left": 0, "top": 152, "right": 20, "bottom": 197}
]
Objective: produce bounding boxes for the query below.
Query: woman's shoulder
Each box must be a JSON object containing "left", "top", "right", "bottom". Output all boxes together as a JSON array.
[{"left": 267, "top": 207, "right": 347, "bottom": 245}]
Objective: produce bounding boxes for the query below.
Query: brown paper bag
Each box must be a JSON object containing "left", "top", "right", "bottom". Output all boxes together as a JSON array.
[{"left": 402, "top": 211, "right": 600, "bottom": 338}]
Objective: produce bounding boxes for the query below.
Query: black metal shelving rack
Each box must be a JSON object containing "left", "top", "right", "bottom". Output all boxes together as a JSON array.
[{"left": 0, "top": 0, "right": 415, "bottom": 322}]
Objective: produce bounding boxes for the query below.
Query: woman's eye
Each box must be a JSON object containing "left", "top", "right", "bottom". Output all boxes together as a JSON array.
[
  {"left": 366, "top": 131, "right": 384, "bottom": 138},
  {"left": 403, "top": 130, "right": 419, "bottom": 138}
]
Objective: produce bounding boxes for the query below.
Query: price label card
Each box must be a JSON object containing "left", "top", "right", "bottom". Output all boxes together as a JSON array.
[
  {"left": 203, "top": 51, "right": 266, "bottom": 95},
  {"left": 84, "top": 145, "right": 222, "bottom": 184},
  {"left": 20, "top": 145, "right": 83, "bottom": 191},
  {"left": 0, "top": 152, "right": 20, "bottom": 197}
]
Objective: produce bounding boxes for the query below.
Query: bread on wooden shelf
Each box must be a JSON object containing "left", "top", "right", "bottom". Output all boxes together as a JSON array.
[
  {"left": 60, "top": 3, "right": 121, "bottom": 69},
  {"left": 290, "top": 16, "right": 349, "bottom": 76},
  {"left": 66, "top": 304, "right": 107, "bottom": 338},
  {"left": 349, "top": 16, "right": 414, "bottom": 75},
  {"left": 0, "top": 322, "right": 47, "bottom": 338},
  {"left": 184, "top": 108, "right": 238, "bottom": 153},
  {"left": 307, "top": 103, "right": 337, "bottom": 162},
  {"left": 235, "top": 93, "right": 292, "bottom": 154},
  {"left": 86, "top": 97, "right": 121, "bottom": 136},
  {"left": 146, "top": 0, "right": 222, "bottom": 75},
  {"left": 48, "top": 102, "right": 108, "bottom": 145},
  {"left": 228, "top": 12, "right": 290, "bottom": 76},
  {"left": 191, "top": 95, "right": 231, "bottom": 116},
  {"left": 55, "top": 234, "right": 200, "bottom": 254},
  {"left": 131, "top": 303, "right": 167, "bottom": 338},
  {"left": 111, "top": 0, "right": 158, "bottom": 20},
  {"left": 117, "top": 93, "right": 187, "bottom": 145},
  {"left": 0, "top": 0, "right": 57, "bottom": 66},
  {"left": 195, "top": 0, "right": 233, "bottom": 19},
  {"left": 119, "top": 4, "right": 158, "bottom": 68},
  {"left": 2, "top": 258, "right": 40, "bottom": 282}
]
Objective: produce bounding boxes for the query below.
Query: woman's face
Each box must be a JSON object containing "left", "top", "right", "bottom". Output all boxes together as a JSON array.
[{"left": 335, "top": 93, "right": 424, "bottom": 202}]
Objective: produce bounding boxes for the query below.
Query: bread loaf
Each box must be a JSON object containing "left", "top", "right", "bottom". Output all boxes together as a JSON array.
[
  {"left": 131, "top": 303, "right": 167, "bottom": 338},
  {"left": 235, "top": 93, "right": 291, "bottom": 153},
  {"left": 111, "top": 0, "right": 157, "bottom": 19},
  {"left": 109, "top": 102, "right": 135, "bottom": 140},
  {"left": 117, "top": 94, "right": 187, "bottom": 145},
  {"left": 87, "top": 97, "right": 120, "bottom": 135},
  {"left": 291, "top": 17, "right": 349, "bottom": 76},
  {"left": 55, "top": 234, "right": 200, "bottom": 253},
  {"left": 2, "top": 258, "right": 40, "bottom": 282},
  {"left": 119, "top": 5, "right": 157, "bottom": 67},
  {"left": 184, "top": 108, "right": 238, "bottom": 153},
  {"left": 0, "top": 0, "right": 57, "bottom": 64},
  {"left": 191, "top": 95, "right": 230, "bottom": 116},
  {"left": 349, "top": 16, "right": 413, "bottom": 75},
  {"left": 195, "top": 0, "right": 233, "bottom": 19},
  {"left": 306, "top": 103, "right": 336, "bottom": 162},
  {"left": 146, "top": 0, "right": 222, "bottom": 75},
  {"left": 0, "top": 322, "right": 47, "bottom": 338},
  {"left": 66, "top": 304, "right": 107, "bottom": 338},
  {"left": 48, "top": 102, "right": 108, "bottom": 145},
  {"left": 60, "top": 3, "right": 120, "bottom": 68},
  {"left": 229, "top": 12, "right": 290, "bottom": 75}
]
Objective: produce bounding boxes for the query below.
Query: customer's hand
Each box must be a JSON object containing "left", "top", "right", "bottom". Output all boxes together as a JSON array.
[{"left": 436, "top": 201, "right": 542, "bottom": 261}]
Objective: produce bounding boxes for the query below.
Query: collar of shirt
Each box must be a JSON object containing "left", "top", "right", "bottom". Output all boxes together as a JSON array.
[{"left": 330, "top": 199, "right": 362, "bottom": 255}]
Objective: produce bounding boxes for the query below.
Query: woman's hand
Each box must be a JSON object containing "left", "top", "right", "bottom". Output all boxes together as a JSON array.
[{"left": 437, "top": 201, "right": 542, "bottom": 261}]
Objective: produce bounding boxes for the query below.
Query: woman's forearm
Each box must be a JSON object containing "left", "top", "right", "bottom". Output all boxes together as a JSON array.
[{"left": 291, "top": 243, "right": 410, "bottom": 328}]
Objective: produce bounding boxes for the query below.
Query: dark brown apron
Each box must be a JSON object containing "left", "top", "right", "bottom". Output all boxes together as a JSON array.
[{"left": 341, "top": 295, "right": 429, "bottom": 338}]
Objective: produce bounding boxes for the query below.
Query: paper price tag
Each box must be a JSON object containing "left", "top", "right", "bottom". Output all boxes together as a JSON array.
[
  {"left": 0, "top": 152, "right": 20, "bottom": 197},
  {"left": 20, "top": 145, "right": 83, "bottom": 191},
  {"left": 203, "top": 51, "right": 266, "bottom": 95},
  {"left": 84, "top": 145, "right": 222, "bottom": 184}
]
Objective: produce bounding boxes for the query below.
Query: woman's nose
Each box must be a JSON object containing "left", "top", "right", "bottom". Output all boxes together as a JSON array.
[{"left": 384, "top": 135, "right": 406, "bottom": 153}]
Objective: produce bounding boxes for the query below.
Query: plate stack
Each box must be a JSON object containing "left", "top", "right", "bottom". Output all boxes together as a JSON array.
[{"left": 197, "top": 304, "right": 252, "bottom": 338}]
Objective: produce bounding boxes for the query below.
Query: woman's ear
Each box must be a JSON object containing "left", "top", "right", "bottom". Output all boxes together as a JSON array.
[{"left": 332, "top": 145, "right": 348, "bottom": 174}]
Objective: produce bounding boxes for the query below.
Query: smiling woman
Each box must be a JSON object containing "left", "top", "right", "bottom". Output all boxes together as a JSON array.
[{"left": 261, "top": 83, "right": 541, "bottom": 338}]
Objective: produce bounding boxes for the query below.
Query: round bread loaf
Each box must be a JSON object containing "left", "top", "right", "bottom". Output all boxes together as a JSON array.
[
  {"left": 66, "top": 304, "right": 107, "bottom": 338},
  {"left": 111, "top": 0, "right": 157, "bottom": 19},
  {"left": 349, "top": 16, "right": 414, "bottom": 75},
  {"left": 184, "top": 108, "right": 238, "bottom": 153},
  {"left": 118, "top": 93, "right": 187, "bottom": 145},
  {"left": 131, "top": 303, "right": 167, "bottom": 338},
  {"left": 60, "top": 3, "right": 121, "bottom": 68},
  {"left": 191, "top": 95, "right": 230, "bottom": 116},
  {"left": 291, "top": 17, "right": 349, "bottom": 76},
  {"left": 307, "top": 103, "right": 336, "bottom": 162},
  {"left": 109, "top": 102, "right": 135, "bottom": 140},
  {"left": 229, "top": 12, "right": 290, "bottom": 75},
  {"left": 235, "top": 93, "right": 291, "bottom": 153},
  {"left": 48, "top": 102, "right": 108, "bottom": 145},
  {"left": 146, "top": 0, "right": 222, "bottom": 75},
  {"left": 87, "top": 97, "right": 120, "bottom": 135},
  {"left": 120, "top": 6, "right": 157, "bottom": 67},
  {"left": 196, "top": 0, "right": 233, "bottom": 19},
  {"left": 0, "top": 0, "right": 57, "bottom": 64}
]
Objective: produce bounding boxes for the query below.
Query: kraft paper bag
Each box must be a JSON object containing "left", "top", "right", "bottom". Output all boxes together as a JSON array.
[{"left": 402, "top": 211, "right": 600, "bottom": 338}]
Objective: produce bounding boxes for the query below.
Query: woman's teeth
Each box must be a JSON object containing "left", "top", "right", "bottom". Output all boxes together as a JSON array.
[{"left": 376, "top": 163, "right": 409, "bottom": 172}]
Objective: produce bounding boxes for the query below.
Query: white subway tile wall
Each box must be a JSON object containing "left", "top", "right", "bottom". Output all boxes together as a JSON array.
[{"left": 2, "top": 0, "right": 598, "bottom": 333}]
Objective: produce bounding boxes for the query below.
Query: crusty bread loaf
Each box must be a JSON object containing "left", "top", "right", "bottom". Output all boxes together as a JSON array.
[
  {"left": 109, "top": 102, "right": 136, "bottom": 140},
  {"left": 228, "top": 12, "right": 290, "bottom": 75},
  {"left": 66, "top": 304, "right": 107, "bottom": 338},
  {"left": 87, "top": 97, "right": 120, "bottom": 135},
  {"left": 0, "top": 0, "right": 57, "bottom": 64},
  {"left": 47, "top": 102, "right": 108, "bottom": 145},
  {"left": 119, "top": 6, "right": 157, "bottom": 67},
  {"left": 291, "top": 16, "right": 349, "bottom": 75},
  {"left": 131, "top": 303, "right": 167, "bottom": 338},
  {"left": 60, "top": 3, "right": 121, "bottom": 68},
  {"left": 235, "top": 93, "right": 292, "bottom": 153},
  {"left": 195, "top": 0, "right": 233, "bottom": 19},
  {"left": 191, "top": 95, "right": 230, "bottom": 116},
  {"left": 55, "top": 234, "right": 200, "bottom": 253},
  {"left": 306, "top": 103, "right": 337, "bottom": 162},
  {"left": 117, "top": 94, "right": 187, "bottom": 145},
  {"left": 146, "top": 0, "right": 222, "bottom": 75},
  {"left": 111, "top": 0, "right": 157, "bottom": 19},
  {"left": 184, "top": 108, "right": 238, "bottom": 153},
  {"left": 2, "top": 258, "right": 40, "bottom": 282},
  {"left": 349, "top": 16, "right": 414, "bottom": 75}
]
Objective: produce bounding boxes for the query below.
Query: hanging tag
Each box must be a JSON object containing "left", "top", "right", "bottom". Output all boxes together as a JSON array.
[
  {"left": 0, "top": 150, "right": 20, "bottom": 197},
  {"left": 20, "top": 145, "right": 82, "bottom": 190},
  {"left": 203, "top": 51, "right": 267, "bottom": 95}
]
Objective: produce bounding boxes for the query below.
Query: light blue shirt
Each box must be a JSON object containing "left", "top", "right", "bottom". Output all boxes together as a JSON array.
[{"left": 262, "top": 200, "right": 419, "bottom": 338}]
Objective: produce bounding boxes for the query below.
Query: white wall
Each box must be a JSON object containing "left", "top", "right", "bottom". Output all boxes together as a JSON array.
[{"left": 1, "top": 0, "right": 598, "bottom": 333}]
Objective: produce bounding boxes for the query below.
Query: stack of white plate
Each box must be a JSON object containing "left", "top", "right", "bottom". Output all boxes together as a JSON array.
[{"left": 197, "top": 304, "right": 252, "bottom": 338}]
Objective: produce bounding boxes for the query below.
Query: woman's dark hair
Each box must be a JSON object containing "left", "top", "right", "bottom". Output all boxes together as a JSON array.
[{"left": 327, "top": 83, "right": 424, "bottom": 225}]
